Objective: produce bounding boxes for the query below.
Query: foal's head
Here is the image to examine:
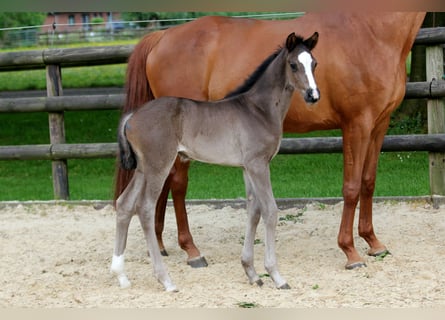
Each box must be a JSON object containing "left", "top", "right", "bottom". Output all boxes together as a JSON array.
[{"left": 285, "top": 32, "right": 319, "bottom": 104}]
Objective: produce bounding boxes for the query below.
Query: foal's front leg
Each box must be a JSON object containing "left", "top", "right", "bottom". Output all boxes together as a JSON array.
[
  {"left": 241, "top": 170, "right": 263, "bottom": 286},
  {"left": 242, "top": 167, "right": 289, "bottom": 289}
]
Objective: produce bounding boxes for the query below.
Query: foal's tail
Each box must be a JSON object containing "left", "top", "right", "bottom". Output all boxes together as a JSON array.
[
  {"left": 118, "top": 113, "right": 137, "bottom": 171},
  {"left": 114, "top": 30, "right": 165, "bottom": 203}
]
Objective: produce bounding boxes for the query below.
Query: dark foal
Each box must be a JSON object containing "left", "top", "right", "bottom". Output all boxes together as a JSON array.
[{"left": 111, "top": 32, "right": 319, "bottom": 291}]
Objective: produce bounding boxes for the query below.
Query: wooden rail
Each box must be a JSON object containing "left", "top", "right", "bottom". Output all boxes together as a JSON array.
[
  {"left": 0, "top": 45, "right": 133, "bottom": 71},
  {"left": 0, "top": 26, "right": 444, "bottom": 199},
  {"left": 0, "top": 81, "right": 443, "bottom": 115},
  {"left": 1, "top": 134, "right": 445, "bottom": 161}
]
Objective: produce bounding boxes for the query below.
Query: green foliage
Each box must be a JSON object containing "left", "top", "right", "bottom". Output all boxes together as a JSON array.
[
  {"left": 121, "top": 12, "right": 299, "bottom": 28},
  {"left": 374, "top": 250, "right": 391, "bottom": 262},
  {"left": 237, "top": 301, "right": 259, "bottom": 308},
  {"left": 0, "top": 12, "right": 46, "bottom": 45},
  {"left": 388, "top": 110, "right": 425, "bottom": 135},
  {"left": 0, "top": 12, "right": 46, "bottom": 29},
  {"left": 91, "top": 17, "right": 104, "bottom": 24},
  {"left": 279, "top": 210, "right": 305, "bottom": 223}
]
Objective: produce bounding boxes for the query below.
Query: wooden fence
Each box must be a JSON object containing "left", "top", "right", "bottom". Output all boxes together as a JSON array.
[{"left": 0, "top": 27, "right": 445, "bottom": 200}]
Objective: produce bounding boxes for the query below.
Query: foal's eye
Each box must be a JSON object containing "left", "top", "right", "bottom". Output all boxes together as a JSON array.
[{"left": 290, "top": 62, "right": 298, "bottom": 71}]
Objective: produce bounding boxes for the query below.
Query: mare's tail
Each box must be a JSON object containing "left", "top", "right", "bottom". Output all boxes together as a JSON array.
[
  {"left": 114, "top": 30, "right": 165, "bottom": 203},
  {"left": 118, "top": 113, "right": 137, "bottom": 171}
]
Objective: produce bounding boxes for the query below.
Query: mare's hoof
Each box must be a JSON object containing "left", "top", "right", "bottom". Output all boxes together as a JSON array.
[
  {"left": 278, "top": 283, "right": 291, "bottom": 290},
  {"left": 345, "top": 261, "right": 367, "bottom": 270},
  {"left": 368, "top": 249, "right": 391, "bottom": 258},
  {"left": 187, "top": 256, "right": 208, "bottom": 268},
  {"left": 160, "top": 249, "right": 169, "bottom": 257},
  {"left": 255, "top": 279, "right": 264, "bottom": 287}
]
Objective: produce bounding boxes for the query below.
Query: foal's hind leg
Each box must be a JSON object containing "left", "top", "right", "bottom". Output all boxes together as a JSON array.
[
  {"left": 138, "top": 192, "right": 178, "bottom": 292},
  {"left": 111, "top": 171, "right": 145, "bottom": 288},
  {"left": 136, "top": 160, "right": 178, "bottom": 292}
]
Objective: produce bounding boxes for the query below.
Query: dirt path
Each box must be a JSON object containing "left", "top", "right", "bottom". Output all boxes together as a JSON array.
[{"left": 1, "top": 200, "right": 444, "bottom": 307}]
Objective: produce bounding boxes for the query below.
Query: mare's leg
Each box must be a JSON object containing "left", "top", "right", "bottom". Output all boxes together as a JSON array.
[
  {"left": 243, "top": 164, "right": 289, "bottom": 289},
  {"left": 339, "top": 120, "right": 373, "bottom": 269},
  {"left": 358, "top": 118, "right": 390, "bottom": 257},
  {"left": 111, "top": 170, "right": 145, "bottom": 288},
  {"left": 170, "top": 157, "right": 207, "bottom": 267}
]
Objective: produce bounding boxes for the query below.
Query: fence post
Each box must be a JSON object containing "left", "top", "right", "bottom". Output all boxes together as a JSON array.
[
  {"left": 426, "top": 45, "right": 445, "bottom": 199},
  {"left": 46, "top": 64, "right": 69, "bottom": 200}
]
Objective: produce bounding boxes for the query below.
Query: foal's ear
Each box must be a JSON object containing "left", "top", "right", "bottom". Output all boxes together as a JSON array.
[
  {"left": 286, "top": 32, "right": 299, "bottom": 52},
  {"left": 303, "top": 32, "right": 319, "bottom": 51}
]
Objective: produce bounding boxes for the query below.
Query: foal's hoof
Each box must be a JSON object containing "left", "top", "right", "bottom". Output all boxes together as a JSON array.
[
  {"left": 187, "top": 256, "right": 208, "bottom": 268},
  {"left": 117, "top": 275, "right": 131, "bottom": 289},
  {"left": 345, "top": 261, "right": 367, "bottom": 270},
  {"left": 160, "top": 249, "right": 169, "bottom": 257},
  {"left": 255, "top": 279, "right": 264, "bottom": 287},
  {"left": 164, "top": 283, "right": 179, "bottom": 292},
  {"left": 278, "top": 283, "right": 291, "bottom": 290}
]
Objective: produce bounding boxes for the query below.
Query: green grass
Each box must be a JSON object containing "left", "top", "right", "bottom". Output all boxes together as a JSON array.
[
  {"left": 0, "top": 110, "right": 121, "bottom": 200},
  {"left": 0, "top": 101, "right": 431, "bottom": 201},
  {"left": 0, "top": 108, "right": 430, "bottom": 201},
  {"left": 0, "top": 42, "right": 431, "bottom": 201},
  {"left": 0, "top": 40, "right": 133, "bottom": 91},
  {"left": 0, "top": 64, "right": 127, "bottom": 91},
  {"left": 187, "top": 151, "right": 429, "bottom": 200}
]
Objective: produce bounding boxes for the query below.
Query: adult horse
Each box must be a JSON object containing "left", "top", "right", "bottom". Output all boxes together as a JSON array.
[
  {"left": 115, "top": 12, "right": 426, "bottom": 270},
  {"left": 112, "top": 32, "right": 319, "bottom": 291}
]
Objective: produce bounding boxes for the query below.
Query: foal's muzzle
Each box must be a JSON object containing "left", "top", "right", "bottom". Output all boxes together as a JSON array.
[{"left": 304, "top": 88, "right": 320, "bottom": 104}]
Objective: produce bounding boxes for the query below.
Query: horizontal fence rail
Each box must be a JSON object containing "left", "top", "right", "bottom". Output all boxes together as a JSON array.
[
  {"left": 0, "top": 80, "right": 444, "bottom": 114},
  {"left": 0, "top": 94, "right": 124, "bottom": 112},
  {"left": 0, "top": 143, "right": 118, "bottom": 160},
  {"left": 0, "top": 45, "right": 133, "bottom": 71},
  {"left": 1, "top": 134, "right": 444, "bottom": 161},
  {"left": 406, "top": 80, "right": 445, "bottom": 99},
  {"left": 0, "top": 25, "right": 444, "bottom": 200}
]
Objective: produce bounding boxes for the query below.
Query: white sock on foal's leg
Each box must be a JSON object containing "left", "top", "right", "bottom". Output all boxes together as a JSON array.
[{"left": 111, "top": 254, "right": 131, "bottom": 288}]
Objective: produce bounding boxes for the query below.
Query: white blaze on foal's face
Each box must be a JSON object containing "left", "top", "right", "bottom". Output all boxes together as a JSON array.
[{"left": 298, "top": 51, "right": 319, "bottom": 100}]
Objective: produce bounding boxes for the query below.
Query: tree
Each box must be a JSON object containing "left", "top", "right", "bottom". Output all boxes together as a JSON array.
[
  {"left": 0, "top": 12, "right": 46, "bottom": 29},
  {"left": 0, "top": 12, "right": 46, "bottom": 44},
  {"left": 121, "top": 12, "right": 292, "bottom": 29}
]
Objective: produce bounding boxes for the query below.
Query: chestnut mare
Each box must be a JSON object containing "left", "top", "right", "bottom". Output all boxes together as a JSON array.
[
  {"left": 112, "top": 33, "right": 319, "bottom": 291},
  {"left": 115, "top": 12, "right": 425, "bottom": 270}
]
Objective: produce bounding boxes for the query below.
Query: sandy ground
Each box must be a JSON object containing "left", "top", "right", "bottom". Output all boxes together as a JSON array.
[{"left": 1, "top": 199, "right": 445, "bottom": 308}]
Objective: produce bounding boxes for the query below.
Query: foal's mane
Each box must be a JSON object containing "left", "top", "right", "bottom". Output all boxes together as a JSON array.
[
  {"left": 224, "top": 34, "right": 304, "bottom": 99},
  {"left": 224, "top": 47, "right": 282, "bottom": 99}
]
